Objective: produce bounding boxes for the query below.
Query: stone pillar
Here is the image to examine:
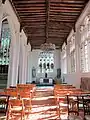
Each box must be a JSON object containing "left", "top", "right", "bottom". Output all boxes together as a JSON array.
[
  {"left": 24, "top": 45, "right": 28, "bottom": 83},
  {"left": 7, "top": 28, "right": 20, "bottom": 87},
  {"left": 19, "top": 38, "right": 25, "bottom": 84},
  {"left": 0, "top": 2, "right": 3, "bottom": 39},
  {"left": 19, "top": 31, "right": 28, "bottom": 84},
  {"left": 75, "top": 31, "right": 81, "bottom": 74},
  {"left": 26, "top": 44, "right": 31, "bottom": 83},
  {"left": 66, "top": 42, "right": 70, "bottom": 74}
]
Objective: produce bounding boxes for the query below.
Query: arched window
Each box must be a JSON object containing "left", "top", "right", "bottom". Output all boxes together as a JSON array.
[
  {"left": 0, "top": 19, "right": 11, "bottom": 66},
  {"left": 69, "top": 35, "right": 76, "bottom": 73},
  {"left": 38, "top": 52, "right": 54, "bottom": 73},
  {"left": 0, "top": 19, "right": 11, "bottom": 88},
  {"left": 61, "top": 42, "right": 67, "bottom": 74},
  {"left": 80, "top": 15, "right": 90, "bottom": 72}
]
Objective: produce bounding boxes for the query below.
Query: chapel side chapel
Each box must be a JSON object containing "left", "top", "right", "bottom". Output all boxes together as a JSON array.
[{"left": 0, "top": 0, "right": 90, "bottom": 89}]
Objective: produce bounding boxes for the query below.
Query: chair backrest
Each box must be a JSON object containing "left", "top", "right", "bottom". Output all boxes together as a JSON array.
[
  {"left": 4, "top": 88, "right": 18, "bottom": 97},
  {"left": 9, "top": 99, "right": 24, "bottom": 108},
  {"left": 54, "top": 85, "right": 76, "bottom": 90},
  {"left": 0, "top": 95, "right": 10, "bottom": 115},
  {"left": 17, "top": 84, "right": 36, "bottom": 89},
  {"left": 67, "top": 95, "right": 79, "bottom": 116},
  {"left": 82, "top": 95, "right": 90, "bottom": 116},
  {"left": 19, "top": 90, "right": 31, "bottom": 99}
]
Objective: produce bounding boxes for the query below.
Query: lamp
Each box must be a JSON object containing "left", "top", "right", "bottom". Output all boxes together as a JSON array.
[{"left": 40, "top": 43, "right": 55, "bottom": 51}]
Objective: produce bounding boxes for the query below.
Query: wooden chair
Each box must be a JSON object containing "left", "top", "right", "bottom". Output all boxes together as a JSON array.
[
  {"left": 54, "top": 89, "right": 68, "bottom": 118},
  {"left": 0, "top": 95, "right": 10, "bottom": 116},
  {"left": 67, "top": 95, "right": 83, "bottom": 120},
  {"left": 18, "top": 89, "right": 32, "bottom": 118},
  {"left": 82, "top": 95, "right": 90, "bottom": 120},
  {"left": 7, "top": 98, "right": 25, "bottom": 120},
  {"left": 4, "top": 88, "right": 18, "bottom": 98},
  {"left": 17, "top": 84, "right": 36, "bottom": 98}
]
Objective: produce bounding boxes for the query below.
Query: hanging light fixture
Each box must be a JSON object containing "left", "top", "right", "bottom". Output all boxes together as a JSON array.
[{"left": 40, "top": 43, "right": 55, "bottom": 51}]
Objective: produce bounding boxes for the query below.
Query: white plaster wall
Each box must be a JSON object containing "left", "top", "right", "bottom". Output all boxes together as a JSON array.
[{"left": 29, "top": 49, "right": 61, "bottom": 82}]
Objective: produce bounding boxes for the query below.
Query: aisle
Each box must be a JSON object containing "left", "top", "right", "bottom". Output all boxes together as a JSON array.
[{"left": 29, "top": 86, "right": 59, "bottom": 120}]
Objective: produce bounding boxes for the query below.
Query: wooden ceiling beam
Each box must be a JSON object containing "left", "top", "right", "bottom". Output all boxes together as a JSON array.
[
  {"left": 24, "top": 26, "right": 45, "bottom": 29},
  {"left": 50, "top": 14, "right": 77, "bottom": 18},
  {"left": 13, "top": 1, "right": 46, "bottom": 4},
  {"left": 50, "top": 7, "right": 82, "bottom": 10},
  {"left": 45, "top": 0, "right": 50, "bottom": 43},
  {"left": 50, "top": 19, "right": 75, "bottom": 23},
  {"left": 50, "top": 3, "right": 84, "bottom": 8},
  {"left": 21, "top": 17, "right": 45, "bottom": 20},
  {"left": 16, "top": 7, "right": 46, "bottom": 11},
  {"left": 11, "top": 0, "right": 89, "bottom": 49},
  {"left": 49, "top": 32, "right": 68, "bottom": 35},
  {"left": 48, "top": 35, "right": 66, "bottom": 38},
  {"left": 17, "top": 10, "right": 46, "bottom": 13},
  {"left": 14, "top": 4, "right": 45, "bottom": 7},
  {"left": 50, "top": 17, "right": 75, "bottom": 20},
  {"left": 20, "top": 15, "right": 46, "bottom": 18},
  {"left": 49, "top": 29, "right": 69, "bottom": 32},
  {"left": 50, "top": 11, "right": 80, "bottom": 15},
  {"left": 50, "top": 12, "right": 79, "bottom": 16},
  {"left": 21, "top": 20, "right": 45, "bottom": 22},
  {"left": 49, "top": 21, "right": 74, "bottom": 27},
  {"left": 28, "top": 34, "right": 45, "bottom": 37},
  {"left": 50, "top": 0, "right": 85, "bottom": 4},
  {"left": 19, "top": 13, "right": 46, "bottom": 16}
]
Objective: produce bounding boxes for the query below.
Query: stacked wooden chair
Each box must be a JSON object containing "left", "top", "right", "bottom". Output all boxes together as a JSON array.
[
  {"left": 54, "top": 84, "right": 90, "bottom": 120},
  {"left": 3, "top": 84, "right": 36, "bottom": 120}
]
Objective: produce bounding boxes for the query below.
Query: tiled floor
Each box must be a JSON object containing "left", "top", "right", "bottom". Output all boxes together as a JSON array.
[{"left": 30, "top": 86, "right": 59, "bottom": 120}]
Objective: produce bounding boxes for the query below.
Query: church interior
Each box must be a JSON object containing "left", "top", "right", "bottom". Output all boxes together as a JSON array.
[{"left": 0, "top": 0, "right": 90, "bottom": 119}]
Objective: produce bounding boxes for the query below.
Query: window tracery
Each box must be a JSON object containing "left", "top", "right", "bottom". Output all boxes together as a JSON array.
[
  {"left": 61, "top": 42, "right": 67, "bottom": 74},
  {"left": 69, "top": 35, "right": 76, "bottom": 73},
  {"left": 38, "top": 52, "right": 54, "bottom": 73},
  {"left": 0, "top": 19, "right": 11, "bottom": 66},
  {"left": 80, "top": 15, "right": 90, "bottom": 72}
]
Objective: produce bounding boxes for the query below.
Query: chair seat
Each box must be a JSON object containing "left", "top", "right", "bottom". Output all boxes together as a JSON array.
[
  {"left": 85, "top": 115, "right": 90, "bottom": 120},
  {"left": 69, "top": 115, "right": 83, "bottom": 120}
]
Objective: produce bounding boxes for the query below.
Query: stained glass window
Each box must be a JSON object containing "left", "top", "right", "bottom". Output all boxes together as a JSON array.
[
  {"left": 38, "top": 52, "right": 54, "bottom": 73},
  {"left": 0, "top": 19, "right": 11, "bottom": 74},
  {"left": 0, "top": 19, "right": 11, "bottom": 65}
]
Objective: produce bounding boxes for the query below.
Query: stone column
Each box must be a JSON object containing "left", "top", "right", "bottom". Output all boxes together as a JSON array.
[
  {"left": 0, "top": 2, "right": 3, "bottom": 39},
  {"left": 66, "top": 42, "right": 70, "bottom": 74},
  {"left": 75, "top": 29, "right": 81, "bottom": 88},
  {"left": 26, "top": 44, "right": 31, "bottom": 83},
  {"left": 24, "top": 45, "right": 28, "bottom": 83},
  {"left": 7, "top": 28, "right": 20, "bottom": 87},
  {"left": 19, "top": 37, "right": 25, "bottom": 84},
  {"left": 19, "top": 31, "right": 28, "bottom": 84},
  {"left": 75, "top": 30, "right": 81, "bottom": 74}
]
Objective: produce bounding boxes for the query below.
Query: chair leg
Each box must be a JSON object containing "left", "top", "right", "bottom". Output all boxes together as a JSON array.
[{"left": 6, "top": 110, "right": 9, "bottom": 120}]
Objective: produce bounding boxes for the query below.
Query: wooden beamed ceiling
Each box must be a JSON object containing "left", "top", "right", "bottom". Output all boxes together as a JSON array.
[{"left": 11, "top": 0, "right": 89, "bottom": 49}]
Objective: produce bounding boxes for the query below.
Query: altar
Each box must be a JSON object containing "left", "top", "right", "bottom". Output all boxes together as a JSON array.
[{"left": 40, "top": 78, "right": 53, "bottom": 85}]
